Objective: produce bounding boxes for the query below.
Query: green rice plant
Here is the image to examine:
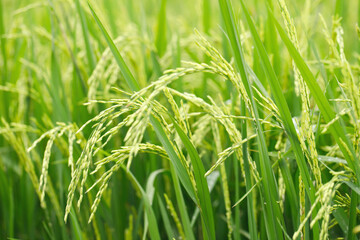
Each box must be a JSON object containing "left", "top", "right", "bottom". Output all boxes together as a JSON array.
[{"left": 1, "top": 0, "right": 360, "bottom": 239}]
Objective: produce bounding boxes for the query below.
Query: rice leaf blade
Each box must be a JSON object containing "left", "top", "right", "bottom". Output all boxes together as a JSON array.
[
  {"left": 155, "top": 0, "right": 167, "bottom": 57},
  {"left": 75, "top": 0, "right": 96, "bottom": 72},
  {"left": 169, "top": 164, "right": 195, "bottom": 240},
  {"left": 121, "top": 166, "right": 161, "bottom": 240},
  {"left": 169, "top": 116, "right": 216, "bottom": 240}
]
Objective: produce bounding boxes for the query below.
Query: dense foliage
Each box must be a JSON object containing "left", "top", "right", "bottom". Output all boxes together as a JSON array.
[{"left": 0, "top": 0, "right": 359, "bottom": 239}]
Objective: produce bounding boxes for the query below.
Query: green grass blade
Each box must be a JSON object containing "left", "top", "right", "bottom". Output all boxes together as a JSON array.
[
  {"left": 335, "top": 0, "right": 344, "bottom": 18},
  {"left": 169, "top": 164, "right": 195, "bottom": 240},
  {"left": 279, "top": 158, "right": 299, "bottom": 230},
  {"left": 155, "top": 0, "right": 167, "bottom": 57},
  {"left": 347, "top": 191, "right": 358, "bottom": 240},
  {"left": 121, "top": 166, "right": 161, "bottom": 240},
  {"left": 75, "top": 0, "right": 96, "bottom": 72},
  {"left": 146, "top": 169, "right": 166, "bottom": 204},
  {"left": 333, "top": 209, "right": 349, "bottom": 234},
  {"left": 0, "top": 0, "right": 7, "bottom": 121},
  {"left": 202, "top": 0, "right": 211, "bottom": 33},
  {"left": 190, "top": 171, "right": 219, "bottom": 228},
  {"left": 69, "top": 207, "right": 83, "bottom": 240},
  {"left": 0, "top": 167, "right": 14, "bottom": 237},
  {"left": 143, "top": 169, "right": 165, "bottom": 239},
  {"left": 50, "top": 51, "right": 71, "bottom": 122},
  {"left": 201, "top": 0, "right": 211, "bottom": 99},
  {"left": 240, "top": 102, "right": 257, "bottom": 240},
  {"left": 157, "top": 194, "right": 175, "bottom": 239},
  {"left": 150, "top": 117, "right": 196, "bottom": 202},
  {"left": 264, "top": 0, "right": 281, "bottom": 75},
  {"left": 125, "top": 0, "right": 138, "bottom": 25},
  {"left": 169, "top": 116, "right": 216, "bottom": 240}
]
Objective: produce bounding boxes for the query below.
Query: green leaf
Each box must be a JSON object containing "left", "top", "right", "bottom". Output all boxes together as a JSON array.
[
  {"left": 169, "top": 164, "right": 195, "bottom": 240},
  {"left": 0, "top": 0, "right": 7, "bottom": 121},
  {"left": 279, "top": 158, "right": 299, "bottom": 229},
  {"left": 155, "top": 0, "right": 167, "bottom": 57},
  {"left": 347, "top": 191, "right": 358, "bottom": 240},
  {"left": 157, "top": 194, "right": 175, "bottom": 239},
  {"left": 75, "top": 0, "right": 96, "bottom": 72},
  {"left": 190, "top": 171, "right": 219, "bottom": 227},
  {"left": 69, "top": 207, "right": 83, "bottom": 240},
  {"left": 240, "top": 102, "right": 258, "bottom": 240},
  {"left": 169, "top": 115, "right": 216, "bottom": 240},
  {"left": 143, "top": 169, "right": 166, "bottom": 239},
  {"left": 122, "top": 166, "right": 161, "bottom": 240}
]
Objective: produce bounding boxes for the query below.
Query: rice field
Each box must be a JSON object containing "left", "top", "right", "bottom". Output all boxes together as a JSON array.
[{"left": 0, "top": 0, "right": 360, "bottom": 239}]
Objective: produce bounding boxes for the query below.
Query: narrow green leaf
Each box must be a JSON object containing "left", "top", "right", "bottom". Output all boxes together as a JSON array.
[
  {"left": 75, "top": 0, "right": 96, "bottom": 72},
  {"left": 0, "top": 0, "right": 7, "bottom": 87},
  {"left": 202, "top": 0, "right": 211, "bottom": 33},
  {"left": 169, "top": 164, "right": 195, "bottom": 240},
  {"left": 0, "top": 0, "right": 8, "bottom": 121},
  {"left": 335, "top": 0, "right": 344, "bottom": 18},
  {"left": 347, "top": 191, "right": 358, "bottom": 240},
  {"left": 69, "top": 207, "right": 83, "bottom": 240},
  {"left": 143, "top": 169, "right": 165, "bottom": 239},
  {"left": 50, "top": 51, "right": 70, "bottom": 122},
  {"left": 240, "top": 102, "right": 257, "bottom": 240},
  {"left": 157, "top": 194, "right": 175, "bottom": 239},
  {"left": 279, "top": 158, "right": 299, "bottom": 230},
  {"left": 146, "top": 169, "right": 166, "bottom": 204},
  {"left": 121, "top": 166, "right": 161, "bottom": 240},
  {"left": 169, "top": 116, "right": 216, "bottom": 240},
  {"left": 150, "top": 117, "right": 196, "bottom": 202},
  {"left": 190, "top": 171, "right": 219, "bottom": 227},
  {"left": 264, "top": 0, "right": 281, "bottom": 75},
  {"left": 332, "top": 208, "right": 349, "bottom": 235},
  {"left": 155, "top": 0, "right": 167, "bottom": 57}
]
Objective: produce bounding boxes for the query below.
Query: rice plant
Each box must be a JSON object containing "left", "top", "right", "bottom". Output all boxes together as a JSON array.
[{"left": 1, "top": 0, "right": 359, "bottom": 239}]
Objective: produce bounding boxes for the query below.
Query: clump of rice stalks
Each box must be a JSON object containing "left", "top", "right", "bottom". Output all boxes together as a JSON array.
[
  {"left": 321, "top": 15, "right": 360, "bottom": 153},
  {"left": 278, "top": 0, "right": 322, "bottom": 188},
  {"left": 59, "top": 29, "right": 284, "bottom": 231},
  {"left": 4, "top": 1, "right": 360, "bottom": 239},
  {"left": 212, "top": 121, "right": 232, "bottom": 239}
]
